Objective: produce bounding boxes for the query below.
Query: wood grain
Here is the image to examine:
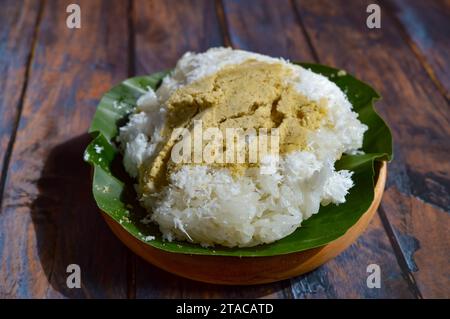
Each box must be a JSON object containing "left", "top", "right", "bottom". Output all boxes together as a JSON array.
[
  {"left": 0, "top": 0, "right": 130, "bottom": 298},
  {"left": 294, "top": 0, "right": 449, "bottom": 298},
  {"left": 221, "top": 0, "right": 317, "bottom": 61},
  {"left": 382, "top": 187, "right": 450, "bottom": 298},
  {"left": 385, "top": 0, "right": 450, "bottom": 99},
  {"left": 222, "top": 0, "right": 415, "bottom": 299},
  {"left": 291, "top": 214, "right": 415, "bottom": 299},
  {"left": 133, "top": 0, "right": 223, "bottom": 74},
  {"left": 0, "top": 0, "right": 41, "bottom": 204}
]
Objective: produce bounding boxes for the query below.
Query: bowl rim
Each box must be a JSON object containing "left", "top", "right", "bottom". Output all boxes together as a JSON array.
[{"left": 97, "top": 161, "right": 387, "bottom": 284}]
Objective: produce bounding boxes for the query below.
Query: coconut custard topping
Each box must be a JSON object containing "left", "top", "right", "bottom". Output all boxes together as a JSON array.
[{"left": 140, "top": 60, "right": 327, "bottom": 194}]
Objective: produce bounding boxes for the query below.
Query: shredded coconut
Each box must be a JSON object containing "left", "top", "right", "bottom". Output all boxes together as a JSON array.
[{"left": 94, "top": 145, "right": 104, "bottom": 154}]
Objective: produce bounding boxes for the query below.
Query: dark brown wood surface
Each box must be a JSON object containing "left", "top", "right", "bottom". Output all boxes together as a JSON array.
[
  {"left": 386, "top": 0, "right": 450, "bottom": 100},
  {"left": 0, "top": 0, "right": 130, "bottom": 298},
  {"left": 0, "top": 0, "right": 448, "bottom": 298},
  {"left": 0, "top": 0, "right": 41, "bottom": 208}
]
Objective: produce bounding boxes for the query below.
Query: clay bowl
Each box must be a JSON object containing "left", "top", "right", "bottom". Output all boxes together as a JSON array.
[{"left": 100, "top": 162, "right": 386, "bottom": 285}]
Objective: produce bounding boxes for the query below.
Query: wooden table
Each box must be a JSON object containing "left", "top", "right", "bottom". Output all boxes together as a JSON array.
[{"left": 0, "top": 0, "right": 448, "bottom": 299}]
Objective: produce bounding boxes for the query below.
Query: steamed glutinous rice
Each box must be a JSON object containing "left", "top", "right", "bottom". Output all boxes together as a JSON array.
[{"left": 118, "top": 47, "right": 367, "bottom": 248}]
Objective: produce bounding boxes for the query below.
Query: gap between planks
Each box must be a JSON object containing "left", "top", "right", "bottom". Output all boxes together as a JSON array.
[
  {"left": 381, "top": 0, "right": 449, "bottom": 102},
  {"left": 288, "top": 0, "right": 424, "bottom": 298},
  {"left": 289, "top": 1, "right": 429, "bottom": 299},
  {"left": 290, "top": 0, "right": 436, "bottom": 299},
  {"left": 378, "top": 206, "right": 423, "bottom": 298},
  {"left": 290, "top": 0, "right": 320, "bottom": 63},
  {"left": 215, "top": 0, "right": 232, "bottom": 47},
  {"left": 0, "top": 0, "right": 45, "bottom": 213}
]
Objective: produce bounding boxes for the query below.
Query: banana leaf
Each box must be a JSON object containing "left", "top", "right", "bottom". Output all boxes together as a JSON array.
[{"left": 84, "top": 63, "right": 392, "bottom": 256}]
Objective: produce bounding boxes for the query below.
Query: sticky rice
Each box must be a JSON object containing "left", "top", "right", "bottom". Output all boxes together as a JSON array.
[{"left": 118, "top": 47, "right": 367, "bottom": 247}]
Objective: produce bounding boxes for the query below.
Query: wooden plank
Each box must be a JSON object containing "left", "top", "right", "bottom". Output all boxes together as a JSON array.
[
  {"left": 295, "top": 0, "right": 449, "bottom": 298},
  {"left": 381, "top": 186, "right": 450, "bottom": 298},
  {"left": 223, "top": 0, "right": 415, "bottom": 298},
  {"left": 385, "top": 0, "right": 450, "bottom": 99},
  {"left": 132, "top": 0, "right": 293, "bottom": 298},
  {"left": 0, "top": 0, "right": 130, "bottom": 298},
  {"left": 133, "top": 0, "right": 223, "bottom": 74},
  {"left": 292, "top": 215, "right": 415, "bottom": 298},
  {"left": 221, "top": 0, "right": 316, "bottom": 61},
  {"left": 0, "top": 0, "right": 41, "bottom": 204}
]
